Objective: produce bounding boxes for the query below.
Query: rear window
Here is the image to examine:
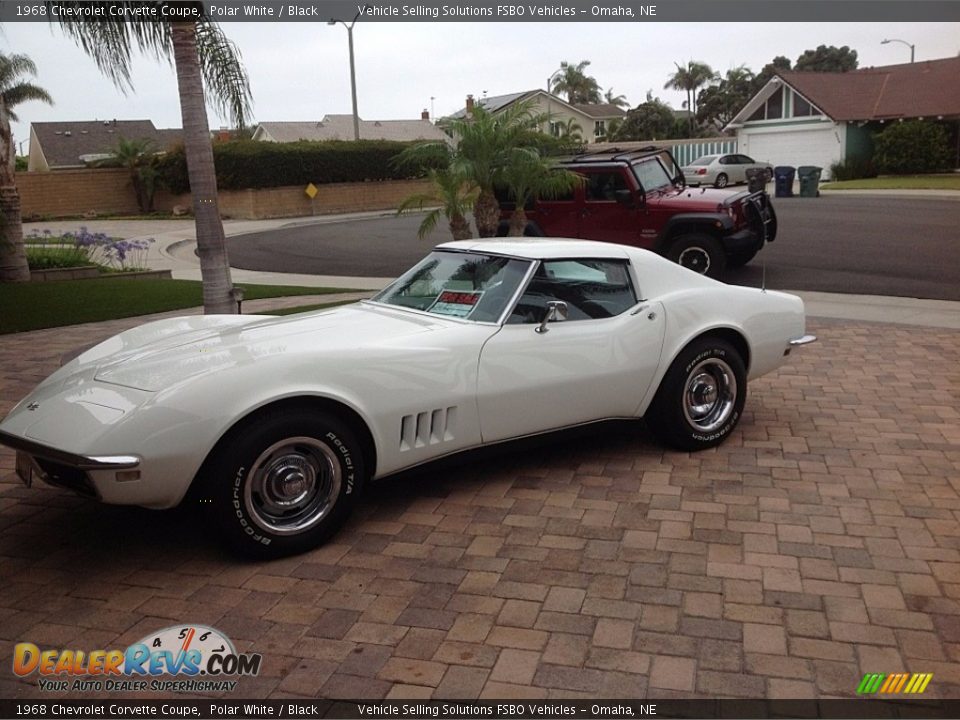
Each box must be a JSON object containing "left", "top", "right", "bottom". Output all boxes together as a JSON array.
[{"left": 691, "top": 156, "right": 717, "bottom": 166}]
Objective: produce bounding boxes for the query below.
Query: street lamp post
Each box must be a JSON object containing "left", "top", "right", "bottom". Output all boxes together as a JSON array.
[
  {"left": 881, "top": 38, "right": 915, "bottom": 63},
  {"left": 328, "top": 10, "right": 364, "bottom": 140}
]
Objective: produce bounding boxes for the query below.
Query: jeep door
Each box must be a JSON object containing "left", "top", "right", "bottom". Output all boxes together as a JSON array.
[
  {"left": 531, "top": 183, "right": 579, "bottom": 237},
  {"left": 578, "top": 169, "right": 642, "bottom": 245}
]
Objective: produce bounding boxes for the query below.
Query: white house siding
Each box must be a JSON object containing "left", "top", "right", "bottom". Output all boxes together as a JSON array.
[{"left": 737, "top": 120, "right": 843, "bottom": 180}]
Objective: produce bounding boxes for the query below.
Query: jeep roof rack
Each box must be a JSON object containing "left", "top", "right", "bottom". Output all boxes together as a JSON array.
[{"left": 568, "top": 145, "right": 665, "bottom": 164}]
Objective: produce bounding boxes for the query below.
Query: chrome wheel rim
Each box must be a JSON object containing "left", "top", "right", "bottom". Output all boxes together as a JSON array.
[
  {"left": 244, "top": 436, "right": 341, "bottom": 535},
  {"left": 716, "top": 175, "right": 728, "bottom": 188},
  {"left": 682, "top": 358, "right": 737, "bottom": 432},
  {"left": 677, "top": 246, "right": 711, "bottom": 274}
]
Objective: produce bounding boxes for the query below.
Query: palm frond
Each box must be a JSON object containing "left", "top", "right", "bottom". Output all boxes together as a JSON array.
[
  {"left": 50, "top": 2, "right": 173, "bottom": 92},
  {"left": 416, "top": 209, "right": 442, "bottom": 240},
  {"left": 194, "top": 18, "right": 253, "bottom": 129}
]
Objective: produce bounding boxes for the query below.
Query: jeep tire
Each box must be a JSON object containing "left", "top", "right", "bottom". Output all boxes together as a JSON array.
[{"left": 668, "top": 233, "right": 726, "bottom": 279}]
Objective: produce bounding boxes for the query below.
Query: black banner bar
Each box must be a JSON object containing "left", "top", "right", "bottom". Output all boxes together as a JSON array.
[
  {"left": 1, "top": 699, "right": 958, "bottom": 719},
  {"left": 0, "top": 1, "right": 958, "bottom": 23}
]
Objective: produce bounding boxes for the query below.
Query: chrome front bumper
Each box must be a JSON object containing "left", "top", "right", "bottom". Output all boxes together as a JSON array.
[
  {"left": 789, "top": 334, "right": 817, "bottom": 346},
  {"left": 2, "top": 430, "right": 139, "bottom": 498}
]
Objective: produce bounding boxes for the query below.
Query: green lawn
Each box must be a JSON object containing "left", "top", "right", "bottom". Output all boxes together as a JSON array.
[
  {"left": 1, "top": 278, "right": 356, "bottom": 334},
  {"left": 821, "top": 174, "right": 960, "bottom": 190}
]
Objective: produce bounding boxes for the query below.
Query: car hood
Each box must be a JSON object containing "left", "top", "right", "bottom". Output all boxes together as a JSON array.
[
  {"left": 656, "top": 186, "right": 749, "bottom": 210},
  {"left": 51, "top": 303, "right": 453, "bottom": 393}
]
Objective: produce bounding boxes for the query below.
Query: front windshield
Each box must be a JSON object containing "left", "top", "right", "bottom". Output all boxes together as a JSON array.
[
  {"left": 631, "top": 154, "right": 676, "bottom": 192},
  {"left": 372, "top": 251, "right": 533, "bottom": 322}
]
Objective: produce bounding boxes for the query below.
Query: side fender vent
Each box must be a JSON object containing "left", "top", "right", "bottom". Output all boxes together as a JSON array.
[{"left": 400, "top": 406, "right": 457, "bottom": 451}]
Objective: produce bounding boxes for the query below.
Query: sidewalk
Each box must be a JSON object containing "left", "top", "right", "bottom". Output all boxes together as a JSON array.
[{"left": 25, "top": 214, "right": 960, "bottom": 330}]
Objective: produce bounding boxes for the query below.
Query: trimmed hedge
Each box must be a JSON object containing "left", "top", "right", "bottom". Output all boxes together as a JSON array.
[
  {"left": 155, "top": 140, "right": 432, "bottom": 194},
  {"left": 873, "top": 121, "right": 952, "bottom": 175}
]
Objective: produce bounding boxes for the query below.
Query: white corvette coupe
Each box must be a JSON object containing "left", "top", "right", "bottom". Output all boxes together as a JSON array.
[{"left": 1, "top": 239, "right": 814, "bottom": 557}]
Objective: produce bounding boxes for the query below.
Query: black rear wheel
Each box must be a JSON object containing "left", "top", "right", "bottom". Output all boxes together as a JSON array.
[{"left": 647, "top": 337, "right": 747, "bottom": 451}]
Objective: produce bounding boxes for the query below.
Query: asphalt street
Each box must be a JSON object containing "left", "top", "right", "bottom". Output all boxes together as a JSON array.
[{"left": 227, "top": 195, "right": 960, "bottom": 300}]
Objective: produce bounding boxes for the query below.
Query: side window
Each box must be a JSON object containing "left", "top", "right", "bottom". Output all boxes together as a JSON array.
[
  {"left": 585, "top": 172, "right": 628, "bottom": 202},
  {"left": 719, "top": 156, "right": 732, "bottom": 165},
  {"left": 738, "top": 155, "right": 755, "bottom": 164},
  {"left": 508, "top": 259, "right": 638, "bottom": 324}
]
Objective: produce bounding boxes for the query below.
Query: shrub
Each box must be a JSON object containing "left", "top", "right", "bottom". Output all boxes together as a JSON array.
[
  {"left": 26, "top": 247, "right": 92, "bottom": 270},
  {"left": 155, "top": 140, "right": 427, "bottom": 194},
  {"left": 873, "top": 121, "right": 952, "bottom": 175},
  {"left": 26, "top": 228, "right": 155, "bottom": 271},
  {"left": 829, "top": 157, "right": 878, "bottom": 181}
]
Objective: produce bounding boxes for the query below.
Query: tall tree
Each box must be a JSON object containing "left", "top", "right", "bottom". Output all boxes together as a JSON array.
[
  {"left": 794, "top": 45, "right": 859, "bottom": 72},
  {"left": 551, "top": 60, "right": 602, "bottom": 104},
  {"left": 664, "top": 61, "right": 715, "bottom": 133},
  {"left": 697, "top": 65, "right": 756, "bottom": 130},
  {"left": 0, "top": 53, "right": 53, "bottom": 282},
  {"left": 52, "top": 2, "right": 253, "bottom": 313},
  {"left": 753, "top": 55, "right": 792, "bottom": 92},
  {"left": 603, "top": 88, "right": 630, "bottom": 109},
  {"left": 609, "top": 99, "right": 676, "bottom": 142},
  {"left": 499, "top": 148, "right": 580, "bottom": 237}
]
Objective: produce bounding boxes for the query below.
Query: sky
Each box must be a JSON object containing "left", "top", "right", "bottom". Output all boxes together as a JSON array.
[{"left": 2, "top": 20, "right": 958, "bottom": 151}]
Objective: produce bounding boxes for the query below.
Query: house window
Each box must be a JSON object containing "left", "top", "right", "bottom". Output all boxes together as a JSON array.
[
  {"left": 549, "top": 121, "right": 562, "bottom": 137},
  {"left": 765, "top": 87, "right": 783, "bottom": 119},
  {"left": 594, "top": 120, "right": 606, "bottom": 137},
  {"left": 792, "top": 94, "right": 820, "bottom": 117},
  {"left": 746, "top": 86, "right": 784, "bottom": 122}
]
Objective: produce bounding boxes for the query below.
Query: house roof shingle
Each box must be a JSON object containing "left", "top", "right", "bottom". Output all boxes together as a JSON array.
[
  {"left": 31, "top": 120, "right": 182, "bottom": 168},
  {"left": 571, "top": 103, "right": 628, "bottom": 119},
  {"left": 256, "top": 116, "right": 449, "bottom": 143},
  {"left": 777, "top": 56, "right": 960, "bottom": 121}
]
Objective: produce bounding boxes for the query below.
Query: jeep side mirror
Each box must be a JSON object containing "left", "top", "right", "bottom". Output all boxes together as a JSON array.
[
  {"left": 535, "top": 301, "right": 569, "bottom": 334},
  {"left": 614, "top": 189, "right": 634, "bottom": 207}
]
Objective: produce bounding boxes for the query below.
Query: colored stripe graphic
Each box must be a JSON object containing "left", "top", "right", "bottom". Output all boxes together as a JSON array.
[{"left": 858, "top": 672, "right": 932, "bottom": 694}]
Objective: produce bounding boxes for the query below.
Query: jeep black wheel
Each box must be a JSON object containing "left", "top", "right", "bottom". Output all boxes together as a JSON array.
[
  {"left": 668, "top": 234, "right": 726, "bottom": 279},
  {"left": 200, "top": 409, "right": 365, "bottom": 558},
  {"left": 647, "top": 337, "right": 747, "bottom": 451},
  {"left": 714, "top": 173, "right": 729, "bottom": 188}
]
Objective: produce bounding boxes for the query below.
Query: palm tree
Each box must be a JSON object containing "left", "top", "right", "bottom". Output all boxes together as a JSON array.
[
  {"left": 500, "top": 148, "right": 581, "bottom": 237},
  {"left": 603, "top": 88, "right": 630, "bottom": 109},
  {"left": 97, "top": 137, "right": 159, "bottom": 213},
  {"left": 664, "top": 61, "right": 716, "bottom": 133},
  {"left": 410, "top": 101, "right": 546, "bottom": 238},
  {"left": 551, "top": 60, "right": 602, "bottom": 104},
  {"left": 53, "top": 3, "right": 253, "bottom": 313},
  {"left": 396, "top": 166, "right": 476, "bottom": 241},
  {"left": 0, "top": 53, "right": 53, "bottom": 282},
  {"left": 557, "top": 118, "right": 584, "bottom": 144}
]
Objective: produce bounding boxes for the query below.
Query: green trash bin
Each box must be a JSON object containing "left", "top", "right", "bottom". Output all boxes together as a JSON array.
[{"left": 797, "top": 166, "right": 822, "bottom": 197}]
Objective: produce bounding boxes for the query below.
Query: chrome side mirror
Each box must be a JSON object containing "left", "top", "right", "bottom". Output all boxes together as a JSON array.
[{"left": 535, "top": 300, "right": 569, "bottom": 334}]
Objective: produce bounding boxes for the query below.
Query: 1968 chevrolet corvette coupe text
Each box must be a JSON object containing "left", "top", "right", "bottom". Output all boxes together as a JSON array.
[{"left": 1, "top": 239, "right": 814, "bottom": 556}]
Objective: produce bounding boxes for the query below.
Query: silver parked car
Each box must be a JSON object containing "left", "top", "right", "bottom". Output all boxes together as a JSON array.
[{"left": 682, "top": 154, "right": 773, "bottom": 188}]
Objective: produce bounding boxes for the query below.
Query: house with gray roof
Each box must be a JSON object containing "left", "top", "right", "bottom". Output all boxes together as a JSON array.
[
  {"left": 446, "top": 91, "right": 627, "bottom": 142},
  {"left": 252, "top": 115, "right": 450, "bottom": 144},
  {"left": 28, "top": 120, "right": 182, "bottom": 171}
]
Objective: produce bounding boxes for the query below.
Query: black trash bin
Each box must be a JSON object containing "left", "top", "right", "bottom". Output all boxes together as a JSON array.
[
  {"left": 774, "top": 166, "right": 795, "bottom": 198},
  {"left": 744, "top": 167, "right": 768, "bottom": 194},
  {"left": 797, "top": 166, "right": 822, "bottom": 198}
]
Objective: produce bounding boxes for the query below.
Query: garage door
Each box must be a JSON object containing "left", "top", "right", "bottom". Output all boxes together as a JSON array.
[{"left": 740, "top": 125, "right": 842, "bottom": 179}]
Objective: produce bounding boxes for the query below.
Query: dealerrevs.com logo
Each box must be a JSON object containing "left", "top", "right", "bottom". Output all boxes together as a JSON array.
[{"left": 13, "top": 624, "right": 261, "bottom": 693}]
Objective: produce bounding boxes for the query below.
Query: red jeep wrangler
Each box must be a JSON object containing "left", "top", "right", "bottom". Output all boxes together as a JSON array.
[{"left": 498, "top": 146, "right": 777, "bottom": 279}]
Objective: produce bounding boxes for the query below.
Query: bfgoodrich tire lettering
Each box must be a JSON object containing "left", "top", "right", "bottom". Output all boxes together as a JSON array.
[
  {"left": 647, "top": 338, "right": 747, "bottom": 451},
  {"left": 201, "top": 409, "right": 365, "bottom": 558}
]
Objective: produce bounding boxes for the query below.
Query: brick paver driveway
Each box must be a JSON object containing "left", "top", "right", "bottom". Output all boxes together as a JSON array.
[{"left": 1, "top": 315, "right": 958, "bottom": 700}]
